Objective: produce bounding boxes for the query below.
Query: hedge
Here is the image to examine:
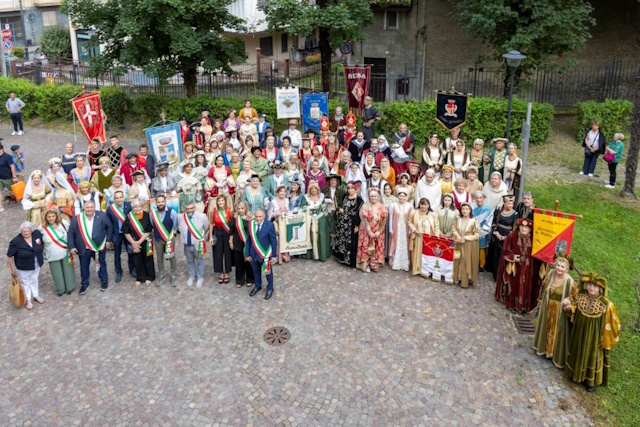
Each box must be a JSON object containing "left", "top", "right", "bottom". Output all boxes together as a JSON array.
[
  {"left": 0, "top": 77, "right": 555, "bottom": 144},
  {"left": 575, "top": 99, "right": 633, "bottom": 143},
  {"left": 0, "top": 77, "right": 130, "bottom": 125}
]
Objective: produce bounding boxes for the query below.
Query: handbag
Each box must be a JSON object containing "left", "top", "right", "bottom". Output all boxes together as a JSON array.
[
  {"left": 9, "top": 276, "right": 26, "bottom": 308},
  {"left": 603, "top": 152, "right": 615, "bottom": 163}
]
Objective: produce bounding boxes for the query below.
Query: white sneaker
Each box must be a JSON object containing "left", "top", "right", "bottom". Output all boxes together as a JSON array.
[
  {"left": 0, "top": 207, "right": 4, "bottom": 213},
  {"left": 604, "top": 180, "right": 610, "bottom": 184},
  {"left": 578, "top": 171, "right": 584, "bottom": 175},
  {"left": 605, "top": 184, "right": 615, "bottom": 189},
  {"left": 187, "top": 277, "right": 194, "bottom": 286},
  {"left": 11, "top": 131, "right": 16, "bottom": 136},
  {"left": 196, "top": 278, "right": 203, "bottom": 288},
  {"left": 588, "top": 173, "right": 594, "bottom": 177},
  {"left": 17, "top": 130, "right": 23, "bottom": 136}
]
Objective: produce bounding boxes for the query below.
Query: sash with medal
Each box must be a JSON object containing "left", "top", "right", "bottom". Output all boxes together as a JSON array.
[
  {"left": 43, "top": 224, "right": 73, "bottom": 265},
  {"left": 184, "top": 214, "right": 206, "bottom": 257},
  {"left": 78, "top": 212, "right": 107, "bottom": 271},
  {"left": 127, "top": 212, "right": 154, "bottom": 256},
  {"left": 249, "top": 220, "right": 273, "bottom": 273},
  {"left": 150, "top": 208, "right": 175, "bottom": 259},
  {"left": 217, "top": 208, "right": 231, "bottom": 233}
]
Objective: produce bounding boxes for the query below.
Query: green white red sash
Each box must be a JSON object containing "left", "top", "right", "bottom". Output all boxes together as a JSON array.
[
  {"left": 235, "top": 216, "right": 247, "bottom": 243},
  {"left": 249, "top": 220, "right": 273, "bottom": 273},
  {"left": 184, "top": 213, "right": 206, "bottom": 256},
  {"left": 43, "top": 224, "right": 72, "bottom": 265},
  {"left": 78, "top": 212, "right": 107, "bottom": 271},
  {"left": 127, "top": 212, "right": 154, "bottom": 256},
  {"left": 150, "top": 208, "right": 174, "bottom": 255},
  {"left": 217, "top": 208, "right": 231, "bottom": 233},
  {"left": 110, "top": 203, "right": 126, "bottom": 223}
]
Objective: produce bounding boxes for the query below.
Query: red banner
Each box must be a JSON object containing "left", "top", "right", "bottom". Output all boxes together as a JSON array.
[
  {"left": 343, "top": 66, "right": 370, "bottom": 115},
  {"left": 71, "top": 92, "right": 106, "bottom": 144}
]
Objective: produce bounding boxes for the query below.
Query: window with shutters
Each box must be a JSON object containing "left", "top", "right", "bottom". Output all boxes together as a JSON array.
[{"left": 260, "top": 36, "right": 273, "bottom": 56}]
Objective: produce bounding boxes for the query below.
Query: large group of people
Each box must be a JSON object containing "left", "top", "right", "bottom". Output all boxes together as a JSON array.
[{"left": 3, "top": 98, "right": 620, "bottom": 392}]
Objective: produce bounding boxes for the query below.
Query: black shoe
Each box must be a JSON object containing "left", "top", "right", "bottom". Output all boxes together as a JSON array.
[
  {"left": 250, "top": 287, "right": 261, "bottom": 297},
  {"left": 479, "top": 267, "right": 485, "bottom": 272},
  {"left": 265, "top": 289, "right": 273, "bottom": 300},
  {"left": 57, "top": 293, "right": 64, "bottom": 297},
  {"left": 130, "top": 270, "right": 137, "bottom": 279},
  {"left": 101, "top": 283, "right": 108, "bottom": 291},
  {"left": 586, "top": 385, "right": 596, "bottom": 392},
  {"left": 115, "top": 272, "right": 122, "bottom": 283},
  {"left": 79, "top": 285, "right": 89, "bottom": 295},
  {"left": 66, "top": 290, "right": 73, "bottom": 295}
]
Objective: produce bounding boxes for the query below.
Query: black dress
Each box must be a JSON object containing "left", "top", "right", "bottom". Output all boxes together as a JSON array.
[
  {"left": 333, "top": 195, "right": 363, "bottom": 268},
  {"left": 230, "top": 215, "right": 255, "bottom": 285},
  {"left": 122, "top": 212, "right": 156, "bottom": 282},
  {"left": 486, "top": 208, "right": 518, "bottom": 281}
]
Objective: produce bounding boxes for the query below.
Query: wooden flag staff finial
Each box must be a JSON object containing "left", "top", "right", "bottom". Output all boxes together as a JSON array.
[{"left": 554, "top": 199, "right": 559, "bottom": 211}]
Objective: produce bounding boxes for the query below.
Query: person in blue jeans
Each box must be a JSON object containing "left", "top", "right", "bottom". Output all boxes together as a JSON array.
[
  {"left": 604, "top": 133, "right": 624, "bottom": 189},
  {"left": 67, "top": 199, "right": 113, "bottom": 294},
  {"left": 6, "top": 92, "right": 25, "bottom": 135},
  {"left": 579, "top": 120, "right": 606, "bottom": 177}
]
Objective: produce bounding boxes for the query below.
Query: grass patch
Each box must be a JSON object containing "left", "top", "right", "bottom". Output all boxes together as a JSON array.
[{"left": 527, "top": 182, "right": 640, "bottom": 426}]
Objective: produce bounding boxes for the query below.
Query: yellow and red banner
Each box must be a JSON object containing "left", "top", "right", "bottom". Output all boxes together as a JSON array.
[
  {"left": 71, "top": 92, "right": 107, "bottom": 144},
  {"left": 532, "top": 208, "right": 577, "bottom": 264}
]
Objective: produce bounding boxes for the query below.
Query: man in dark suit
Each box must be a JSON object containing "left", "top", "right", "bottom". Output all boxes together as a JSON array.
[
  {"left": 138, "top": 143, "right": 156, "bottom": 180},
  {"left": 245, "top": 209, "right": 278, "bottom": 300},
  {"left": 68, "top": 199, "right": 113, "bottom": 294},
  {"left": 106, "top": 190, "right": 134, "bottom": 283}
]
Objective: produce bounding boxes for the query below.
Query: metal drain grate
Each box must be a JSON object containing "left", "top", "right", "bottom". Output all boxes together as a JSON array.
[
  {"left": 264, "top": 326, "right": 291, "bottom": 346},
  {"left": 512, "top": 315, "right": 536, "bottom": 335}
]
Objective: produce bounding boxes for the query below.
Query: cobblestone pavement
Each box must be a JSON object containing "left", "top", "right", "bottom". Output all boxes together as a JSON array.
[{"left": 0, "top": 125, "right": 592, "bottom": 426}]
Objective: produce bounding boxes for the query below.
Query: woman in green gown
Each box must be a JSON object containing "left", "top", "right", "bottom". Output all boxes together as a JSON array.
[
  {"left": 561, "top": 272, "right": 621, "bottom": 392},
  {"left": 300, "top": 180, "right": 331, "bottom": 261},
  {"left": 532, "top": 255, "right": 578, "bottom": 368}
]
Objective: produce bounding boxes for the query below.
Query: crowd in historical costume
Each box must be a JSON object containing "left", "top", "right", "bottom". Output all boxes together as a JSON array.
[{"left": 5, "top": 100, "right": 621, "bottom": 393}]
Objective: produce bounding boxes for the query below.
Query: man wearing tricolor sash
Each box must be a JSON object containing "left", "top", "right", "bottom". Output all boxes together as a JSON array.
[
  {"left": 245, "top": 209, "right": 278, "bottom": 300},
  {"left": 106, "top": 190, "right": 134, "bottom": 283},
  {"left": 67, "top": 199, "right": 112, "bottom": 294},
  {"left": 151, "top": 195, "right": 178, "bottom": 286},
  {"left": 178, "top": 201, "right": 209, "bottom": 287}
]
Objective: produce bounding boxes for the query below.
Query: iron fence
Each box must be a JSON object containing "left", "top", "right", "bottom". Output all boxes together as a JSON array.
[{"left": 11, "top": 56, "right": 640, "bottom": 108}]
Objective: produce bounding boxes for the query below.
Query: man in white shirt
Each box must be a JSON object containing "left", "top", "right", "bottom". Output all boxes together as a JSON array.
[
  {"left": 281, "top": 119, "right": 302, "bottom": 153},
  {"left": 414, "top": 169, "right": 442, "bottom": 209}
]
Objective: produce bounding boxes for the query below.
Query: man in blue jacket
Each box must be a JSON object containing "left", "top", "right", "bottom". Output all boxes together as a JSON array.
[
  {"left": 68, "top": 199, "right": 113, "bottom": 294},
  {"left": 245, "top": 209, "right": 278, "bottom": 300},
  {"left": 105, "top": 190, "right": 134, "bottom": 283}
]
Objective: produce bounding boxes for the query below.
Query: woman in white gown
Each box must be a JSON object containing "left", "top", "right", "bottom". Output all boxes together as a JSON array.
[{"left": 388, "top": 191, "right": 413, "bottom": 271}]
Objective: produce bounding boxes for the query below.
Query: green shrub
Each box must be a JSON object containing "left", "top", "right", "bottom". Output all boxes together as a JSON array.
[
  {"left": 11, "top": 46, "right": 25, "bottom": 59},
  {"left": 575, "top": 99, "right": 633, "bottom": 143},
  {"left": 100, "top": 86, "right": 131, "bottom": 125},
  {"left": 35, "top": 84, "right": 81, "bottom": 121}
]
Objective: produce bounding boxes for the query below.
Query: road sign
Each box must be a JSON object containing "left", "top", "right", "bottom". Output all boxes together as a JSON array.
[
  {"left": 339, "top": 41, "right": 352, "bottom": 55},
  {"left": 1, "top": 29, "right": 11, "bottom": 40},
  {"left": 3, "top": 40, "right": 12, "bottom": 50}
]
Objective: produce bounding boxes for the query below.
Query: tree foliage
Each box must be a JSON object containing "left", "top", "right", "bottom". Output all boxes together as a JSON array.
[
  {"left": 62, "top": 0, "right": 247, "bottom": 97},
  {"left": 40, "top": 26, "right": 72, "bottom": 62},
  {"left": 451, "top": 0, "right": 596, "bottom": 93},
  {"left": 263, "top": 0, "right": 374, "bottom": 95}
]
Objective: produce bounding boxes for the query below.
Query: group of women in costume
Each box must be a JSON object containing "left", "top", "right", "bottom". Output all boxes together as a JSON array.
[{"left": 9, "top": 110, "right": 621, "bottom": 393}]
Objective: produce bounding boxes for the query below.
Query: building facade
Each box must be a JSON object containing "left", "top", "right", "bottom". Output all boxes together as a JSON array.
[{"left": 0, "top": 0, "right": 67, "bottom": 50}]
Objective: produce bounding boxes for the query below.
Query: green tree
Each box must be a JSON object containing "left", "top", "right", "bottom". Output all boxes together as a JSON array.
[
  {"left": 40, "top": 26, "right": 72, "bottom": 63},
  {"left": 263, "top": 0, "right": 374, "bottom": 96},
  {"left": 62, "top": 0, "right": 247, "bottom": 97},
  {"left": 451, "top": 0, "right": 595, "bottom": 95}
]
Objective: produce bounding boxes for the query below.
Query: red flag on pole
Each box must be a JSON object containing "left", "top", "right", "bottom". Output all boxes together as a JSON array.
[
  {"left": 343, "top": 66, "right": 370, "bottom": 115},
  {"left": 71, "top": 92, "right": 107, "bottom": 144}
]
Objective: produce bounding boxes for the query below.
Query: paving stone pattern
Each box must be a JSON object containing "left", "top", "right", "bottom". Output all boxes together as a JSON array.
[{"left": 0, "top": 126, "right": 592, "bottom": 426}]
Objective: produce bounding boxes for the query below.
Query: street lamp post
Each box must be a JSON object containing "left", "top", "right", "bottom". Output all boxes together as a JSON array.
[{"left": 502, "top": 50, "right": 526, "bottom": 141}]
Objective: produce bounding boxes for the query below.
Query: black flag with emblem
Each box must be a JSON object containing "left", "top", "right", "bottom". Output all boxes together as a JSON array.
[{"left": 435, "top": 91, "right": 470, "bottom": 131}]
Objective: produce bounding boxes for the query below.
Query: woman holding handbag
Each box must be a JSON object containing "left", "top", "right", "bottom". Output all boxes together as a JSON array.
[
  {"left": 40, "top": 209, "right": 76, "bottom": 296},
  {"left": 604, "top": 133, "right": 624, "bottom": 189},
  {"left": 7, "top": 221, "right": 45, "bottom": 310},
  {"left": 580, "top": 120, "right": 606, "bottom": 177}
]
